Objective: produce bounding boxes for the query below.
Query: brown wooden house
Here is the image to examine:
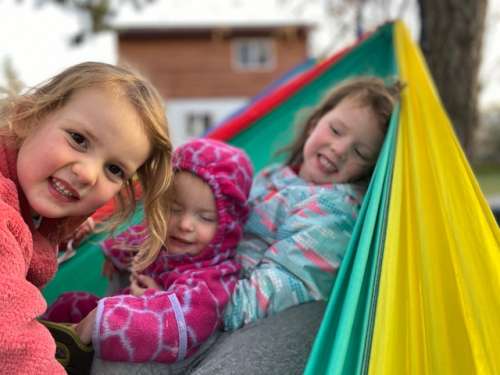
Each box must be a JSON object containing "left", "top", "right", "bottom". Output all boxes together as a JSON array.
[{"left": 115, "top": 21, "right": 312, "bottom": 145}]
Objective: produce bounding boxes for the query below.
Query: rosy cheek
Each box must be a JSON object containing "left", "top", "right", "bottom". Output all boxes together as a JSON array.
[{"left": 94, "top": 184, "right": 121, "bottom": 206}]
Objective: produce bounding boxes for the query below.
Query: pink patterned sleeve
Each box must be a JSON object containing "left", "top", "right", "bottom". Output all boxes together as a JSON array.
[
  {"left": 101, "top": 224, "right": 146, "bottom": 270},
  {"left": 93, "top": 260, "right": 239, "bottom": 364}
]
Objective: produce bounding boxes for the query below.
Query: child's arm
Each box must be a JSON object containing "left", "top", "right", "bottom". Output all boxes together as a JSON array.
[
  {"left": 224, "top": 262, "right": 313, "bottom": 330},
  {"left": 100, "top": 224, "right": 146, "bottom": 271},
  {"left": 89, "top": 260, "right": 239, "bottom": 364},
  {"left": 224, "top": 189, "right": 359, "bottom": 330},
  {"left": 0, "top": 202, "right": 65, "bottom": 374}
]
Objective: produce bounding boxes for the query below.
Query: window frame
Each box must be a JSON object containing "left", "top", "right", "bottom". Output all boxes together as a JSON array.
[{"left": 231, "top": 37, "right": 276, "bottom": 71}]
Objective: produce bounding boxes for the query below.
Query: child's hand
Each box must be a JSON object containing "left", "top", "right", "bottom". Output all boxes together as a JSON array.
[
  {"left": 129, "top": 273, "right": 161, "bottom": 297},
  {"left": 73, "top": 308, "right": 97, "bottom": 345},
  {"left": 102, "top": 257, "right": 118, "bottom": 281}
]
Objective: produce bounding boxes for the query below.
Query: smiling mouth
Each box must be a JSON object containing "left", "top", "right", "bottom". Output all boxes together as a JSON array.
[
  {"left": 50, "top": 177, "right": 80, "bottom": 201},
  {"left": 317, "top": 154, "right": 338, "bottom": 174},
  {"left": 169, "top": 236, "right": 194, "bottom": 246}
]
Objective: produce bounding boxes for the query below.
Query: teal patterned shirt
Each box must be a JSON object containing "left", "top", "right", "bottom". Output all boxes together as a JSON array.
[{"left": 224, "top": 164, "right": 365, "bottom": 330}]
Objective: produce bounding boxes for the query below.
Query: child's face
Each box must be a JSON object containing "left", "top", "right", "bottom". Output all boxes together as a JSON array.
[
  {"left": 299, "top": 96, "right": 385, "bottom": 184},
  {"left": 167, "top": 171, "right": 218, "bottom": 256},
  {"left": 17, "top": 87, "right": 152, "bottom": 219}
]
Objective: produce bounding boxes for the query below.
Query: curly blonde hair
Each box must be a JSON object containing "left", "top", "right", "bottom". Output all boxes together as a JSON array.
[{"left": 0, "top": 62, "right": 173, "bottom": 270}]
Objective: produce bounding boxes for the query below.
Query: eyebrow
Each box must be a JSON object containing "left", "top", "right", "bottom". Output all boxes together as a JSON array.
[{"left": 80, "top": 127, "right": 99, "bottom": 146}]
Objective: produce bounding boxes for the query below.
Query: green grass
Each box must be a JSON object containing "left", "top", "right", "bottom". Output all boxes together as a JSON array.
[{"left": 472, "top": 164, "right": 500, "bottom": 197}]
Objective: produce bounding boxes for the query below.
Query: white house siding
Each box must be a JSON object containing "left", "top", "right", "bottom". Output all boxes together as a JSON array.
[{"left": 165, "top": 97, "right": 248, "bottom": 146}]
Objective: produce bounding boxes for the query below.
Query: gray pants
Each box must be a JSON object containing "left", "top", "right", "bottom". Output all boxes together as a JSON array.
[
  {"left": 188, "top": 301, "right": 326, "bottom": 375},
  {"left": 91, "top": 335, "right": 218, "bottom": 375}
]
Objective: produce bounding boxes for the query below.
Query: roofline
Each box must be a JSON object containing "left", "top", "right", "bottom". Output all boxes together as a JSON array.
[{"left": 114, "top": 21, "right": 315, "bottom": 34}]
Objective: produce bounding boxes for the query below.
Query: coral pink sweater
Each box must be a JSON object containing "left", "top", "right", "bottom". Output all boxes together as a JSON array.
[{"left": 0, "top": 139, "right": 83, "bottom": 374}]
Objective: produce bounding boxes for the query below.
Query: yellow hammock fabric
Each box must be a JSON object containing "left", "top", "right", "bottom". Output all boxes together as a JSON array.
[{"left": 369, "top": 22, "right": 500, "bottom": 374}]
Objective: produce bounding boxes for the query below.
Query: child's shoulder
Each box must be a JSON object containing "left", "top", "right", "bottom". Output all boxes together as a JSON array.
[
  {"left": 0, "top": 141, "right": 20, "bottom": 206},
  {"left": 0, "top": 137, "right": 15, "bottom": 179},
  {"left": 256, "top": 163, "right": 285, "bottom": 177},
  {"left": 255, "top": 163, "right": 303, "bottom": 183},
  {"left": 255, "top": 165, "right": 360, "bottom": 206},
  {"left": 330, "top": 181, "right": 365, "bottom": 197}
]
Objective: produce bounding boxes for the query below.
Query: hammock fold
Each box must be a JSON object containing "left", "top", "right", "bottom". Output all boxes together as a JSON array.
[
  {"left": 209, "top": 20, "right": 500, "bottom": 375},
  {"left": 367, "top": 21, "right": 500, "bottom": 375},
  {"left": 305, "top": 21, "right": 500, "bottom": 375}
]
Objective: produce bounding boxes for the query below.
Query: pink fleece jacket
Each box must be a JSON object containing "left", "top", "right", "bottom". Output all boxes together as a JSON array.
[
  {"left": 0, "top": 139, "right": 70, "bottom": 374},
  {"left": 95, "top": 139, "right": 253, "bottom": 363}
]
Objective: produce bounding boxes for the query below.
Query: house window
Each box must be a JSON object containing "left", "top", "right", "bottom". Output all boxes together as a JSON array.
[
  {"left": 186, "top": 112, "right": 213, "bottom": 138},
  {"left": 232, "top": 38, "right": 275, "bottom": 71}
]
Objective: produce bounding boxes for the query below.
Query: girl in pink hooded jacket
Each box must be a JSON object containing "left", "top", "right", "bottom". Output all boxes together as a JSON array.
[{"left": 44, "top": 138, "right": 253, "bottom": 365}]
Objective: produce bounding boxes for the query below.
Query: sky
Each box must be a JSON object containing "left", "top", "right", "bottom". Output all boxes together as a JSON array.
[{"left": 0, "top": 0, "right": 498, "bottom": 108}]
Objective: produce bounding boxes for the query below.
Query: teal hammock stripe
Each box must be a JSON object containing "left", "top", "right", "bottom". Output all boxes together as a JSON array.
[
  {"left": 304, "top": 102, "right": 399, "bottom": 374},
  {"left": 304, "top": 24, "right": 400, "bottom": 373}
]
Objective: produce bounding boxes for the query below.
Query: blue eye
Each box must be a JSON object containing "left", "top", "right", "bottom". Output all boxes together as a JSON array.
[
  {"left": 107, "top": 164, "right": 124, "bottom": 179},
  {"left": 68, "top": 131, "right": 88, "bottom": 149}
]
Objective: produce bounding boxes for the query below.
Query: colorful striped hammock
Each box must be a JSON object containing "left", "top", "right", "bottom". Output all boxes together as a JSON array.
[
  {"left": 43, "top": 20, "right": 500, "bottom": 374},
  {"left": 207, "top": 20, "right": 500, "bottom": 374}
]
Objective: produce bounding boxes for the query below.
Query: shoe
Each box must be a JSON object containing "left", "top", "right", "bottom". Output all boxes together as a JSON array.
[{"left": 39, "top": 319, "right": 94, "bottom": 375}]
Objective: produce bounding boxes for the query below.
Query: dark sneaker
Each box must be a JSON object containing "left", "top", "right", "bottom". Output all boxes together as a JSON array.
[{"left": 39, "top": 319, "right": 94, "bottom": 375}]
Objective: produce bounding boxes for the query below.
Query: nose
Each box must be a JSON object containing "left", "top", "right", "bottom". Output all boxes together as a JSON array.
[
  {"left": 332, "top": 139, "right": 350, "bottom": 160},
  {"left": 177, "top": 214, "right": 194, "bottom": 232},
  {"left": 71, "top": 160, "right": 98, "bottom": 186}
]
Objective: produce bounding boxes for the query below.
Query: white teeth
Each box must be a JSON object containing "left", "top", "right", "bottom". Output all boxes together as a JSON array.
[
  {"left": 318, "top": 155, "right": 337, "bottom": 173},
  {"left": 52, "top": 179, "right": 75, "bottom": 198}
]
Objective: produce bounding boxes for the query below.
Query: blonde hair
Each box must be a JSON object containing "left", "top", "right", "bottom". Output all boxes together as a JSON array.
[
  {"left": 0, "top": 62, "right": 173, "bottom": 271},
  {"left": 283, "top": 76, "right": 404, "bottom": 169}
]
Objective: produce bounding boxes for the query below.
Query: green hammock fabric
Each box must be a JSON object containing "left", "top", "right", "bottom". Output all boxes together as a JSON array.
[{"left": 43, "top": 206, "right": 144, "bottom": 304}]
